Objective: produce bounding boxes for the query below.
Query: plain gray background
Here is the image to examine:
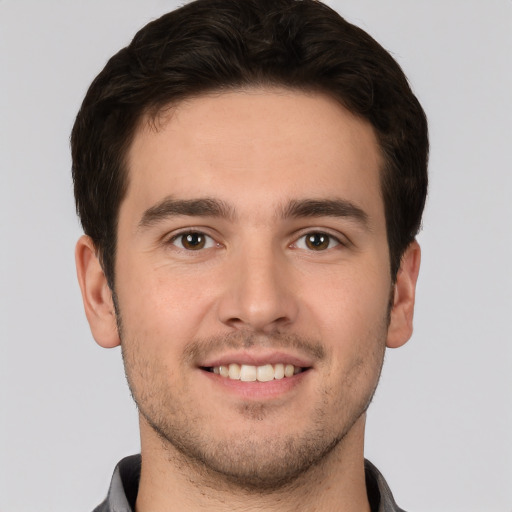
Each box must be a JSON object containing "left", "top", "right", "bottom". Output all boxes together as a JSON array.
[{"left": 1, "top": 1, "right": 511, "bottom": 511}]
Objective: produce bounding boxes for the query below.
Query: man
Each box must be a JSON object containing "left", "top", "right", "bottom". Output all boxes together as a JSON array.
[{"left": 72, "top": 0, "right": 427, "bottom": 510}]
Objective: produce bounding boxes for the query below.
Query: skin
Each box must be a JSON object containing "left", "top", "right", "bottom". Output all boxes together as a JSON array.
[{"left": 76, "top": 88, "right": 420, "bottom": 512}]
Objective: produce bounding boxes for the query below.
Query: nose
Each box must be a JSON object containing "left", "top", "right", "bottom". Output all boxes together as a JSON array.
[{"left": 217, "top": 245, "right": 299, "bottom": 334}]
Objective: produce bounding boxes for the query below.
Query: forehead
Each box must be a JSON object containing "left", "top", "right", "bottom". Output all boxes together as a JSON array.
[{"left": 124, "top": 88, "right": 384, "bottom": 221}]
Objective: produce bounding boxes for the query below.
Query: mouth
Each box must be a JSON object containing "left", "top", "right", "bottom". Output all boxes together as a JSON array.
[{"left": 201, "top": 363, "right": 309, "bottom": 382}]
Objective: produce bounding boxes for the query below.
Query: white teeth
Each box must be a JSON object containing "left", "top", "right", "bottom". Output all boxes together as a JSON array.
[
  {"left": 274, "top": 363, "right": 285, "bottom": 380},
  {"left": 228, "top": 363, "right": 241, "bottom": 379},
  {"left": 211, "top": 363, "right": 304, "bottom": 381},
  {"left": 256, "top": 364, "right": 274, "bottom": 382},
  {"left": 240, "top": 364, "right": 257, "bottom": 382}
]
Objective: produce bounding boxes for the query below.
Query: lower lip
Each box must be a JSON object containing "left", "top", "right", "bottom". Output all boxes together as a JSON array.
[{"left": 200, "top": 369, "right": 310, "bottom": 400}]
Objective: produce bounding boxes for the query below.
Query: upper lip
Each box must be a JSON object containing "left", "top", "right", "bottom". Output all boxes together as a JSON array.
[{"left": 199, "top": 350, "right": 315, "bottom": 369}]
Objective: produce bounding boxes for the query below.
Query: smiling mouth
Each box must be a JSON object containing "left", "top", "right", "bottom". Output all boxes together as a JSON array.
[{"left": 202, "top": 363, "right": 308, "bottom": 382}]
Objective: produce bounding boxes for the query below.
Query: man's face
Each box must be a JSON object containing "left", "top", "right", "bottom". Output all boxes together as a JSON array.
[{"left": 114, "top": 88, "right": 394, "bottom": 487}]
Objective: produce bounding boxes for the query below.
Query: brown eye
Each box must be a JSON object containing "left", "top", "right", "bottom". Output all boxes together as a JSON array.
[
  {"left": 182, "top": 233, "right": 205, "bottom": 250},
  {"left": 172, "top": 232, "right": 214, "bottom": 250},
  {"left": 305, "top": 233, "right": 330, "bottom": 250},
  {"left": 295, "top": 232, "right": 340, "bottom": 251}
]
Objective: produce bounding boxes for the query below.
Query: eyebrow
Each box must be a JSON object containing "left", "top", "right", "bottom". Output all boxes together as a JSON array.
[
  {"left": 138, "top": 197, "right": 235, "bottom": 229},
  {"left": 138, "top": 196, "right": 369, "bottom": 230},
  {"left": 281, "top": 199, "right": 369, "bottom": 227}
]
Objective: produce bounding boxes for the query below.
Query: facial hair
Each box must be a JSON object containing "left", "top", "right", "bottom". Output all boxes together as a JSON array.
[{"left": 118, "top": 320, "right": 387, "bottom": 492}]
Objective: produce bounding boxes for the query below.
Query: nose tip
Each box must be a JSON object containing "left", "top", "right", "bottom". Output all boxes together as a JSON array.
[
  {"left": 226, "top": 299, "right": 291, "bottom": 334},
  {"left": 217, "top": 252, "right": 298, "bottom": 333}
]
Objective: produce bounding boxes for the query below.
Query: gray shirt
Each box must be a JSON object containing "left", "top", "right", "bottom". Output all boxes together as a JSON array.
[{"left": 93, "top": 455, "right": 405, "bottom": 512}]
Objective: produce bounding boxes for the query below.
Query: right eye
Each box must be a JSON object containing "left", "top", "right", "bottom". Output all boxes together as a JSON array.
[{"left": 170, "top": 231, "right": 216, "bottom": 251}]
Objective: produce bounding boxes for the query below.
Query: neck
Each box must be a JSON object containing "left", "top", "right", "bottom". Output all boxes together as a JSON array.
[{"left": 135, "top": 415, "right": 371, "bottom": 512}]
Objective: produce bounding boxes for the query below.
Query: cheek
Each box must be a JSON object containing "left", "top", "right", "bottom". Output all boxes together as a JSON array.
[
  {"left": 307, "top": 263, "right": 391, "bottom": 330},
  {"left": 115, "top": 264, "right": 217, "bottom": 352},
  {"left": 302, "top": 263, "right": 390, "bottom": 383}
]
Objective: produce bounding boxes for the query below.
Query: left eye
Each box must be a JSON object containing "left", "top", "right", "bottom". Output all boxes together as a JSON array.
[
  {"left": 295, "top": 232, "right": 340, "bottom": 251},
  {"left": 170, "top": 231, "right": 216, "bottom": 251}
]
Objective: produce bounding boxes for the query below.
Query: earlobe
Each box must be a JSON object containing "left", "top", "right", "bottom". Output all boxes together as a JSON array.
[
  {"left": 75, "top": 235, "right": 121, "bottom": 348},
  {"left": 386, "top": 240, "right": 421, "bottom": 349}
]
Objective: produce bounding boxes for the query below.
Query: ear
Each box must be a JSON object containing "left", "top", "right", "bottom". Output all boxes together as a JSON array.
[
  {"left": 75, "top": 235, "right": 121, "bottom": 348},
  {"left": 386, "top": 240, "right": 421, "bottom": 349}
]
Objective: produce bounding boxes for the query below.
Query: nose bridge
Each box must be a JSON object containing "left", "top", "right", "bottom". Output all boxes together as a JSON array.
[{"left": 218, "top": 236, "right": 297, "bottom": 332}]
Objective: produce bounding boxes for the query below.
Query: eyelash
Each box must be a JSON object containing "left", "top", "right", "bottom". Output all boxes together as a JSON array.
[{"left": 167, "top": 230, "right": 345, "bottom": 252}]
